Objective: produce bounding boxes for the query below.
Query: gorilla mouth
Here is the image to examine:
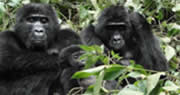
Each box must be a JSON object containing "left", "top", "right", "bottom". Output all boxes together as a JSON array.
[
  {"left": 31, "top": 39, "right": 45, "bottom": 43},
  {"left": 109, "top": 40, "right": 125, "bottom": 50},
  {"left": 27, "top": 39, "right": 47, "bottom": 50}
]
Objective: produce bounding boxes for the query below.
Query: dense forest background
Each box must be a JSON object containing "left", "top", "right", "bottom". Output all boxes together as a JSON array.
[{"left": 0, "top": 0, "right": 179, "bottom": 95}]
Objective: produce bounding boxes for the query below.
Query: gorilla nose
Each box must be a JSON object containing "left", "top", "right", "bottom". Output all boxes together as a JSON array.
[
  {"left": 35, "top": 28, "right": 44, "bottom": 33},
  {"left": 34, "top": 28, "right": 45, "bottom": 36},
  {"left": 113, "top": 35, "right": 121, "bottom": 41}
]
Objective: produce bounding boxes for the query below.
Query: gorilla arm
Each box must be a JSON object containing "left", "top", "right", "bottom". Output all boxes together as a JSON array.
[{"left": 130, "top": 12, "right": 168, "bottom": 71}]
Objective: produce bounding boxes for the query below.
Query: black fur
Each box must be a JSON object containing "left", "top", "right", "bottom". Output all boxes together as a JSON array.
[
  {"left": 80, "top": 5, "right": 168, "bottom": 71},
  {"left": 59, "top": 45, "right": 96, "bottom": 94},
  {"left": 0, "top": 3, "right": 81, "bottom": 95}
]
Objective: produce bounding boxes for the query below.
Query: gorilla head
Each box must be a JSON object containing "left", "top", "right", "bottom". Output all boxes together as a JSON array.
[
  {"left": 14, "top": 3, "right": 59, "bottom": 50},
  {"left": 59, "top": 45, "right": 96, "bottom": 94},
  {"left": 59, "top": 45, "right": 85, "bottom": 68},
  {"left": 80, "top": 5, "right": 168, "bottom": 71},
  {"left": 95, "top": 6, "right": 133, "bottom": 51}
]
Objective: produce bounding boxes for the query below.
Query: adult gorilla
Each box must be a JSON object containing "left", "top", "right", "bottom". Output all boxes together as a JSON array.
[
  {"left": 80, "top": 5, "right": 168, "bottom": 71},
  {"left": 0, "top": 3, "right": 81, "bottom": 95}
]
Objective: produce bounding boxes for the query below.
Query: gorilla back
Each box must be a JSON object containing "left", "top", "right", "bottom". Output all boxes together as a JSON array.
[
  {"left": 0, "top": 3, "right": 81, "bottom": 95},
  {"left": 80, "top": 5, "right": 168, "bottom": 71}
]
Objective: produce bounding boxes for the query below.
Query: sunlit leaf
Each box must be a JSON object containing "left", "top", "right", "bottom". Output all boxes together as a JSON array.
[
  {"left": 8, "top": 0, "right": 21, "bottom": 7},
  {"left": 72, "top": 65, "right": 105, "bottom": 79},
  {"left": 172, "top": 4, "right": 180, "bottom": 12},
  {"left": 22, "top": 0, "right": 30, "bottom": 4},
  {"left": 160, "top": 37, "right": 171, "bottom": 43},
  {"left": 176, "top": 45, "right": 180, "bottom": 52},
  {"left": 93, "top": 70, "right": 104, "bottom": 95},
  {"left": 146, "top": 72, "right": 165, "bottom": 95},
  {"left": 0, "top": 2, "right": 5, "bottom": 12},
  {"left": 128, "top": 72, "right": 146, "bottom": 79},
  {"left": 163, "top": 80, "right": 180, "bottom": 91},
  {"left": 118, "top": 85, "right": 144, "bottom": 95},
  {"left": 165, "top": 45, "right": 176, "bottom": 61}
]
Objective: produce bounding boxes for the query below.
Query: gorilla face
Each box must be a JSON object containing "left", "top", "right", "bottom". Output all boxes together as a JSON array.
[
  {"left": 69, "top": 50, "right": 85, "bottom": 68},
  {"left": 59, "top": 45, "right": 86, "bottom": 68},
  {"left": 14, "top": 3, "right": 59, "bottom": 50},
  {"left": 97, "top": 21, "right": 132, "bottom": 51},
  {"left": 95, "top": 6, "right": 132, "bottom": 51},
  {"left": 106, "top": 22, "right": 127, "bottom": 50},
  {"left": 25, "top": 14, "right": 49, "bottom": 48}
]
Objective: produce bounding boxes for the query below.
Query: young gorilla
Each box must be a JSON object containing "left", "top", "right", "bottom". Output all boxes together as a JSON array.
[
  {"left": 58, "top": 45, "right": 96, "bottom": 94},
  {"left": 0, "top": 3, "right": 81, "bottom": 95},
  {"left": 80, "top": 5, "right": 169, "bottom": 71}
]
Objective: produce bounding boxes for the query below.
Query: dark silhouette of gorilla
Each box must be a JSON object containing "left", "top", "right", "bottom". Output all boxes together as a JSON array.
[
  {"left": 58, "top": 45, "right": 96, "bottom": 94},
  {"left": 0, "top": 3, "right": 81, "bottom": 95},
  {"left": 80, "top": 5, "right": 169, "bottom": 71}
]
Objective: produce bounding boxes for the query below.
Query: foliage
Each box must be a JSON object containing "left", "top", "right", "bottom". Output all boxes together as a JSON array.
[
  {"left": 0, "top": 0, "right": 179, "bottom": 95},
  {"left": 73, "top": 45, "right": 180, "bottom": 95}
]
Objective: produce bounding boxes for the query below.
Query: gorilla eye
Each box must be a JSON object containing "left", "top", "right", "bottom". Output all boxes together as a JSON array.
[
  {"left": 40, "top": 17, "right": 49, "bottom": 24},
  {"left": 106, "top": 25, "right": 115, "bottom": 30},
  {"left": 73, "top": 55, "right": 79, "bottom": 59},
  {"left": 26, "top": 17, "right": 36, "bottom": 23},
  {"left": 119, "top": 25, "right": 126, "bottom": 30}
]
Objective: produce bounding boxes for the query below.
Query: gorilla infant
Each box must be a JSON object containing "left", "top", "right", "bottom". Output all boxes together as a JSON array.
[
  {"left": 0, "top": 3, "right": 81, "bottom": 95},
  {"left": 59, "top": 45, "right": 96, "bottom": 94},
  {"left": 80, "top": 5, "right": 168, "bottom": 71}
]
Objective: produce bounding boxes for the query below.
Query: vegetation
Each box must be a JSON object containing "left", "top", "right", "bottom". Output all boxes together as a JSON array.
[{"left": 0, "top": 0, "right": 179, "bottom": 95}]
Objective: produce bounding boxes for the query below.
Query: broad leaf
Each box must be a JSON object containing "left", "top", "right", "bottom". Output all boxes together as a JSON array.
[
  {"left": 146, "top": 72, "right": 165, "bottom": 95},
  {"left": 72, "top": 65, "right": 105, "bottom": 79}
]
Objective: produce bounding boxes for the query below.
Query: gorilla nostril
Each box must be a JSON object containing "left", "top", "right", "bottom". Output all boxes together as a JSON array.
[
  {"left": 35, "top": 29, "right": 44, "bottom": 33},
  {"left": 113, "top": 37, "right": 121, "bottom": 41}
]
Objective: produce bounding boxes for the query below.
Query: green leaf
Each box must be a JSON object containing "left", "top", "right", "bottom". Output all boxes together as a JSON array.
[
  {"left": 128, "top": 72, "right": 146, "bottom": 79},
  {"left": 171, "top": 23, "right": 180, "bottom": 30},
  {"left": 104, "top": 64, "right": 125, "bottom": 80},
  {"left": 83, "top": 85, "right": 94, "bottom": 95},
  {"left": 90, "top": 0, "right": 100, "bottom": 11},
  {"left": 79, "top": 6, "right": 89, "bottom": 20},
  {"left": 167, "top": 23, "right": 180, "bottom": 36},
  {"left": 134, "top": 80, "right": 147, "bottom": 93},
  {"left": 160, "top": 37, "right": 171, "bottom": 44},
  {"left": 0, "top": 2, "right": 5, "bottom": 12},
  {"left": 159, "top": 92, "right": 166, "bottom": 95},
  {"left": 8, "top": 0, "right": 21, "bottom": 7},
  {"left": 163, "top": 80, "right": 180, "bottom": 91},
  {"left": 93, "top": 70, "right": 104, "bottom": 95},
  {"left": 165, "top": 45, "right": 176, "bottom": 61},
  {"left": 40, "top": 0, "right": 49, "bottom": 3},
  {"left": 176, "top": 45, "right": 180, "bottom": 52},
  {"left": 72, "top": 65, "right": 105, "bottom": 79},
  {"left": 22, "top": 0, "right": 30, "bottom": 4},
  {"left": 156, "top": 10, "right": 164, "bottom": 20},
  {"left": 172, "top": 4, "right": 180, "bottom": 12},
  {"left": 118, "top": 85, "right": 144, "bottom": 95},
  {"left": 80, "top": 45, "right": 94, "bottom": 52},
  {"left": 146, "top": 72, "right": 165, "bottom": 95},
  {"left": 84, "top": 55, "right": 99, "bottom": 68},
  {"left": 102, "top": 57, "right": 109, "bottom": 65},
  {"left": 111, "top": 50, "right": 121, "bottom": 60}
]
